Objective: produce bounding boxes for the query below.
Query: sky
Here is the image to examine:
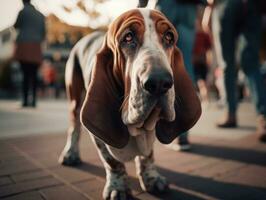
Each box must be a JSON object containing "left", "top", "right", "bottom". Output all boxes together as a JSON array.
[{"left": 0, "top": 0, "right": 156, "bottom": 31}]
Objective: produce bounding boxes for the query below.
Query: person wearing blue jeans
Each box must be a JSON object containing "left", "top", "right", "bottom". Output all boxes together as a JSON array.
[
  {"left": 138, "top": 0, "right": 206, "bottom": 150},
  {"left": 212, "top": 0, "right": 266, "bottom": 141}
]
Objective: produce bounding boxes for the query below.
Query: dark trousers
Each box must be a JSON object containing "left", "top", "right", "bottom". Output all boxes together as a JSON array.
[
  {"left": 20, "top": 61, "right": 38, "bottom": 106},
  {"left": 212, "top": 0, "right": 266, "bottom": 115}
]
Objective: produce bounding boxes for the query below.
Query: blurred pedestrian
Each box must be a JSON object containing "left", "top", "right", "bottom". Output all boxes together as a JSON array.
[
  {"left": 193, "top": 18, "right": 212, "bottom": 102},
  {"left": 40, "top": 59, "right": 57, "bottom": 98},
  {"left": 138, "top": 0, "right": 207, "bottom": 151},
  {"left": 14, "top": 0, "right": 46, "bottom": 107},
  {"left": 214, "top": 67, "right": 226, "bottom": 107},
  {"left": 212, "top": 0, "right": 266, "bottom": 141}
]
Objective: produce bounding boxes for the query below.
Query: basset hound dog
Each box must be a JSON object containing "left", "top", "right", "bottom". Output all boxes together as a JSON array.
[{"left": 59, "top": 8, "right": 201, "bottom": 199}]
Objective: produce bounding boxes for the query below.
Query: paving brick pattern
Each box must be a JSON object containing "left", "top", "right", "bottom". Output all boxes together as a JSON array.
[
  {"left": 0, "top": 132, "right": 265, "bottom": 200},
  {"left": 0, "top": 100, "right": 265, "bottom": 199}
]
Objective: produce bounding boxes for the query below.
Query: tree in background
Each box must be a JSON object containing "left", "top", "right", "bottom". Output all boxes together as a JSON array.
[{"left": 62, "top": 0, "right": 110, "bottom": 20}]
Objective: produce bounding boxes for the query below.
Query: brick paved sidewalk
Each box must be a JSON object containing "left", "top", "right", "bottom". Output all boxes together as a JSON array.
[
  {"left": 0, "top": 100, "right": 266, "bottom": 199},
  {"left": 0, "top": 131, "right": 266, "bottom": 200}
]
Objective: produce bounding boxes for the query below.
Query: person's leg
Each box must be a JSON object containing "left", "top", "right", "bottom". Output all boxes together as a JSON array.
[
  {"left": 20, "top": 62, "right": 29, "bottom": 107},
  {"left": 26, "top": 63, "right": 37, "bottom": 107},
  {"left": 177, "top": 24, "right": 196, "bottom": 83},
  {"left": 212, "top": 0, "right": 239, "bottom": 127},
  {"left": 159, "top": 3, "right": 197, "bottom": 150},
  {"left": 31, "top": 64, "right": 38, "bottom": 107},
  {"left": 214, "top": 68, "right": 226, "bottom": 107},
  {"left": 196, "top": 63, "right": 209, "bottom": 102},
  {"left": 167, "top": 23, "right": 196, "bottom": 150},
  {"left": 240, "top": 1, "right": 266, "bottom": 141},
  {"left": 176, "top": 10, "right": 197, "bottom": 146}
]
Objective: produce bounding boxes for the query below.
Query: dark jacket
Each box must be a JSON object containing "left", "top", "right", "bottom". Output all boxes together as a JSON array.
[{"left": 14, "top": 3, "right": 45, "bottom": 43}]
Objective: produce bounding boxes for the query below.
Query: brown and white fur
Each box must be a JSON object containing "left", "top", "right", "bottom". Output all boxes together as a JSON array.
[{"left": 59, "top": 8, "right": 201, "bottom": 200}]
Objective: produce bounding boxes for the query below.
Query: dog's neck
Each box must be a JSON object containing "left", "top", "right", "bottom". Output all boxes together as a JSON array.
[{"left": 126, "top": 107, "right": 160, "bottom": 156}]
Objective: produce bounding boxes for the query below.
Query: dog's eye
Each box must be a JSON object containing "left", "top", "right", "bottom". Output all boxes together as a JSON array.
[
  {"left": 163, "top": 31, "right": 174, "bottom": 46},
  {"left": 123, "top": 31, "right": 134, "bottom": 44}
]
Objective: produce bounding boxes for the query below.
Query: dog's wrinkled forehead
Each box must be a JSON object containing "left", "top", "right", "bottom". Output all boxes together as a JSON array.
[{"left": 106, "top": 9, "right": 178, "bottom": 49}]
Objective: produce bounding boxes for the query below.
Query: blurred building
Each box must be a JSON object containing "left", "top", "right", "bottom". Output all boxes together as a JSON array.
[
  {"left": 44, "top": 14, "right": 104, "bottom": 98},
  {"left": 0, "top": 27, "right": 17, "bottom": 97},
  {"left": 45, "top": 14, "right": 96, "bottom": 59},
  {"left": 0, "top": 27, "right": 16, "bottom": 62}
]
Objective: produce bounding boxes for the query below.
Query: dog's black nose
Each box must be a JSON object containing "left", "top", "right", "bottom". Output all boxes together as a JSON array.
[{"left": 143, "top": 72, "right": 173, "bottom": 95}]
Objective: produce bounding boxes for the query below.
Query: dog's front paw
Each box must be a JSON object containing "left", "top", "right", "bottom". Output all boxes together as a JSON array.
[
  {"left": 138, "top": 167, "right": 169, "bottom": 193},
  {"left": 103, "top": 172, "right": 133, "bottom": 200},
  {"left": 58, "top": 150, "right": 82, "bottom": 166}
]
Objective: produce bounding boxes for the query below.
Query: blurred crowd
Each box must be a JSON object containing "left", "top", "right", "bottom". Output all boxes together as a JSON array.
[{"left": 0, "top": 0, "right": 265, "bottom": 143}]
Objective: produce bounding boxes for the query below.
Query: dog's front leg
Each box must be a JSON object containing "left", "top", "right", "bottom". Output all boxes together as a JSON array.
[
  {"left": 59, "top": 77, "right": 84, "bottom": 166},
  {"left": 59, "top": 122, "right": 82, "bottom": 166},
  {"left": 135, "top": 151, "right": 168, "bottom": 193},
  {"left": 93, "top": 137, "right": 133, "bottom": 200}
]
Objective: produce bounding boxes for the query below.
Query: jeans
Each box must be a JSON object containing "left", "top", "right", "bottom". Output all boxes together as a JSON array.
[
  {"left": 157, "top": 1, "right": 197, "bottom": 143},
  {"left": 212, "top": 0, "right": 266, "bottom": 115}
]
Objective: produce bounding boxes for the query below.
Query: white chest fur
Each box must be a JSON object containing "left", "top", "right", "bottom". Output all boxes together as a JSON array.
[{"left": 107, "top": 131, "right": 155, "bottom": 162}]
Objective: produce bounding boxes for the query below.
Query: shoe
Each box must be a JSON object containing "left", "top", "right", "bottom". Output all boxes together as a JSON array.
[
  {"left": 217, "top": 114, "right": 237, "bottom": 128},
  {"left": 257, "top": 115, "right": 266, "bottom": 143},
  {"left": 165, "top": 141, "right": 191, "bottom": 151},
  {"left": 259, "top": 134, "right": 266, "bottom": 143},
  {"left": 217, "top": 120, "right": 237, "bottom": 128},
  {"left": 21, "top": 102, "right": 28, "bottom": 108}
]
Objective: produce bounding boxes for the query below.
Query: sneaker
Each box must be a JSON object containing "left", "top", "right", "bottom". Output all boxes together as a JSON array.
[{"left": 165, "top": 141, "right": 191, "bottom": 151}]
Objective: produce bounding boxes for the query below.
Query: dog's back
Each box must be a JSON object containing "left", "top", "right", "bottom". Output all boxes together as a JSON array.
[{"left": 65, "top": 31, "right": 105, "bottom": 90}]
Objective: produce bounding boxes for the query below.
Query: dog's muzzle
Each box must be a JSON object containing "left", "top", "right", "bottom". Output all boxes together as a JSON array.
[{"left": 141, "top": 70, "right": 173, "bottom": 96}]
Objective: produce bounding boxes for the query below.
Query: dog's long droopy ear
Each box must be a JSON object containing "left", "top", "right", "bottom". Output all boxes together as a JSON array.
[
  {"left": 156, "top": 47, "right": 202, "bottom": 144},
  {"left": 80, "top": 37, "right": 129, "bottom": 149}
]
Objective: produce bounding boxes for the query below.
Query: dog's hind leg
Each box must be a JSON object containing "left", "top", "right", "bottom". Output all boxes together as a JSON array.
[
  {"left": 92, "top": 137, "right": 133, "bottom": 200},
  {"left": 135, "top": 151, "right": 169, "bottom": 194},
  {"left": 59, "top": 52, "right": 84, "bottom": 166}
]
